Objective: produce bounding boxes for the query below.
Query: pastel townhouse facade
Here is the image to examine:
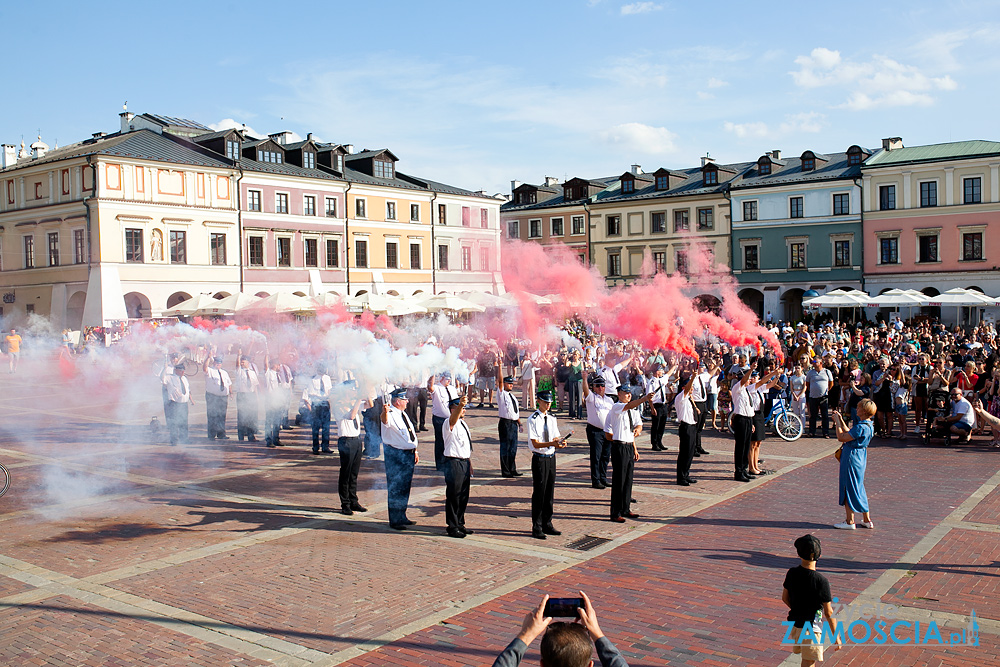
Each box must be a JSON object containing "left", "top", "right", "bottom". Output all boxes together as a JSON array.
[
  {"left": 730, "top": 146, "right": 869, "bottom": 323},
  {"left": 588, "top": 160, "right": 744, "bottom": 301},
  {"left": 862, "top": 138, "right": 1000, "bottom": 323},
  {"left": 0, "top": 117, "right": 241, "bottom": 328}
]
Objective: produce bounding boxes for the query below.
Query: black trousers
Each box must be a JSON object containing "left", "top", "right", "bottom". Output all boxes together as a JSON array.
[
  {"left": 808, "top": 396, "right": 830, "bottom": 436},
  {"left": 264, "top": 399, "right": 282, "bottom": 446},
  {"left": 676, "top": 422, "right": 697, "bottom": 482},
  {"left": 732, "top": 414, "right": 753, "bottom": 474},
  {"left": 650, "top": 404, "right": 668, "bottom": 449},
  {"left": 565, "top": 381, "right": 581, "bottom": 418},
  {"left": 530, "top": 454, "right": 556, "bottom": 531},
  {"left": 311, "top": 402, "right": 331, "bottom": 451},
  {"left": 383, "top": 444, "right": 415, "bottom": 526},
  {"left": 694, "top": 400, "right": 708, "bottom": 450},
  {"left": 432, "top": 414, "right": 446, "bottom": 471},
  {"left": 443, "top": 456, "right": 471, "bottom": 531},
  {"left": 205, "top": 393, "right": 229, "bottom": 438},
  {"left": 586, "top": 424, "right": 611, "bottom": 485},
  {"left": 166, "top": 400, "right": 189, "bottom": 445},
  {"left": 236, "top": 393, "right": 258, "bottom": 440},
  {"left": 498, "top": 418, "right": 519, "bottom": 475},
  {"left": 337, "top": 435, "right": 363, "bottom": 507},
  {"left": 609, "top": 440, "right": 635, "bottom": 519}
]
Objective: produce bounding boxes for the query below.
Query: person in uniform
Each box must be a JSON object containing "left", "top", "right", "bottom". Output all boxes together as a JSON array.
[
  {"left": 731, "top": 359, "right": 782, "bottom": 481},
  {"left": 203, "top": 356, "right": 231, "bottom": 440},
  {"left": 443, "top": 395, "right": 474, "bottom": 538},
  {"left": 691, "top": 363, "right": 714, "bottom": 456},
  {"left": 496, "top": 364, "right": 523, "bottom": 477},
  {"left": 381, "top": 387, "right": 420, "bottom": 529},
  {"left": 674, "top": 374, "right": 699, "bottom": 485},
  {"left": 647, "top": 362, "right": 678, "bottom": 451},
  {"left": 597, "top": 345, "right": 634, "bottom": 394},
  {"left": 233, "top": 354, "right": 260, "bottom": 442},
  {"left": 336, "top": 382, "right": 369, "bottom": 515},
  {"left": 276, "top": 360, "right": 294, "bottom": 430},
  {"left": 582, "top": 374, "right": 615, "bottom": 488},
  {"left": 162, "top": 364, "right": 193, "bottom": 446},
  {"left": 428, "top": 371, "right": 459, "bottom": 472},
  {"left": 303, "top": 365, "right": 333, "bottom": 454},
  {"left": 605, "top": 386, "right": 653, "bottom": 522},
  {"left": 527, "top": 390, "right": 569, "bottom": 540},
  {"left": 262, "top": 359, "right": 285, "bottom": 448}
]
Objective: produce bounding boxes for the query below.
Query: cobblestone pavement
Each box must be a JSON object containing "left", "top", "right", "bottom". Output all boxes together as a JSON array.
[{"left": 0, "top": 361, "right": 996, "bottom": 666}]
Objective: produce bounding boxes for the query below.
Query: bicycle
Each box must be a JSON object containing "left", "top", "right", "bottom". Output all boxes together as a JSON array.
[
  {"left": 0, "top": 463, "right": 9, "bottom": 498},
  {"left": 727, "top": 396, "right": 803, "bottom": 441}
]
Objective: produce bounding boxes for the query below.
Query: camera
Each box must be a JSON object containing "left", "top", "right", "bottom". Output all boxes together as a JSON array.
[{"left": 544, "top": 597, "right": 583, "bottom": 617}]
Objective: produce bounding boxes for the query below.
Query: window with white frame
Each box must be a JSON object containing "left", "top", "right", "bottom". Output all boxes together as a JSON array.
[
  {"left": 461, "top": 246, "right": 472, "bottom": 271},
  {"left": 507, "top": 220, "right": 520, "bottom": 239},
  {"left": 386, "top": 240, "right": 399, "bottom": 268},
  {"left": 481, "top": 209, "right": 489, "bottom": 228},
  {"left": 304, "top": 195, "right": 316, "bottom": 216},
  {"left": 528, "top": 219, "right": 542, "bottom": 238},
  {"left": 411, "top": 204, "right": 420, "bottom": 222},
  {"left": 788, "top": 239, "right": 807, "bottom": 269},
  {"left": 277, "top": 237, "right": 291, "bottom": 266},
  {"left": 275, "top": 193, "right": 289, "bottom": 214},
  {"left": 551, "top": 217, "right": 564, "bottom": 237},
  {"left": 480, "top": 247, "right": 490, "bottom": 271},
  {"left": 356, "top": 198, "right": 367, "bottom": 218},
  {"left": 607, "top": 251, "right": 622, "bottom": 277},
  {"left": 410, "top": 242, "right": 421, "bottom": 269},
  {"left": 386, "top": 201, "right": 397, "bottom": 221},
  {"left": 964, "top": 177, "right": 982, "bottom": 204},
  {"left": 325, "top": 197, "right": 337, "bottom": 217},
  {"left": 303, "top": 151, "right": 315, "bottom": 169},
  {"left": 743, "top": 200, "right": 758, "bottom": 221},
  {"left": 571, "top": 215, "right": 585, "bottom": 235},
  {"left": 248, "top": 190, "right": 262, "bottom": 212},
  {"left": 304, "top": 238, "right": 318, "bottom": 267}
]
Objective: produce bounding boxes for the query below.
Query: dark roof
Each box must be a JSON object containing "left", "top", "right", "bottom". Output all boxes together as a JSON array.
[
  {"left": 0, "top": 129, "right": 232, "bottom": 173},
  {"left": 191, "top": 129, "right": 238, "bottom": 144},
  {"left": 731, "top": 150, "right": 870, "bottom": 190},
  {"left": 347, "top": 148, "right": 399, "bottom": 162},
  {"left": 502, "top": 176, "right": 620, "bottom": 212},
  {"left": 241, "top": 157, "right": 341, "bottom": 181},
  {"left": 141, "top": 114, "right": 212, "bottom": 131},
  {"left": 282, "top": 139, "right": 317, "bottom": 151},
  {"left": 595, "top": 162, "right": 754, "bottom": 203}
]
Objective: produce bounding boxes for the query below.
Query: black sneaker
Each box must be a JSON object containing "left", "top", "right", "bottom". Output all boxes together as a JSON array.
[{"left": 341, "top": 506, "right": 353, "bottom": 516}]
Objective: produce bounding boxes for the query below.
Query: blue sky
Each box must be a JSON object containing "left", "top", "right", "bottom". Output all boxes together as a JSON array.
[{"left": 3, "top": 1, "right": 998, "bottom": 194}]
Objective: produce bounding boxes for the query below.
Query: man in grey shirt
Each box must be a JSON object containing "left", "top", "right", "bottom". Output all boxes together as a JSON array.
[
  {"left": 806, "top": 359, "right": 833, "bottom": 438},
  {"left": 492, "top": 592, "right": 629, "bottom": 667}
]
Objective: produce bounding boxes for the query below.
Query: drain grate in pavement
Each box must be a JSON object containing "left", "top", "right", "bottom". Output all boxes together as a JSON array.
[{"left": 566, "top": 535, "right": 613, "bottom": 551}]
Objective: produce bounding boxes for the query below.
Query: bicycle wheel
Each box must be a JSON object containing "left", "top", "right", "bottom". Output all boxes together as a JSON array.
[
  {"left": 0, "top": 463, "right": 9, "bottom": 498},
  {"left": 727, "top": 410, "right": 735, "bottom": 433},
  {"left": 775, "top": 413, "right": 803, "bottom": 441}
]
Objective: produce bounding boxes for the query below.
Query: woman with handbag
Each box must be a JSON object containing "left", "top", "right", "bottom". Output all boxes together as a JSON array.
[{"left": 832, "top": 399, "right": 876, "bottom": 530}]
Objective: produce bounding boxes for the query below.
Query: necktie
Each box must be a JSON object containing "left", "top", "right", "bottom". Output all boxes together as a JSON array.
[
  {"left": 658, "top": 381, "right": 665, "bottom": 403},
  {"left": 461, "top": 421, "right": 472, "bottom": 452},
  {"left": 353, "top": 416, "right": 360, "bottom": 432},
  {"left": 627, "top": 408, "right": 634, "bottom": 430},
  {"left": 401, "top": 411, "right": 416, "bottom": 442},
  {"left": 218, "top": 370, "right": 225, "bottom": 392},
  {"left": 512, "top": 393, "right": 518, "bottom": 413},
  {"left": 542, "top": 415, "right": 549, "bottom": 443}
]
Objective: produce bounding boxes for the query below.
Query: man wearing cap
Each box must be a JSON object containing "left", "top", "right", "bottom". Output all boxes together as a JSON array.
[
  {"left": 336, "top": 384, "right": 369, "bottom": 515},
  {"left": 604, "top": 386, "right": 653, "bottom": 522},
  {"left": 381, "top": 388, "right": 420, "bottom": 529},
  {"left": 262, "top": 358, "right": 286, "bottom": 448},
  {"left": 428, "top": 371, "right": 459, "bottom": 472},
  {"left": 497, "top": 364, "right": 523, "bottom": 477},
  {"left": 597, "top": 345, "right": 633, "bottom": 394},
  {"left": 647, "top": 362, "right": 677, "bottom": 452},
  {"left": 443, "top": 395, "right": 474, "bottom": 538},
  {"left": 162, "top": 364, "right": 194, "bottom": 446},
  {"left": 303, "top": 365, "right": 333, "bottom": 454},
  {"left": 692, "top": 362, "right": 715, "bottom": 456},
  {"left": 233, "top": 354, "right": 261, "bottom": 442},
  {"left": 674, "top": 374, "right": 699, "bottom": 485},
  {"left": 527, "top": 390, "right": 569, "bottom": 539},
  {"left": 582, "top": 373, "right": 615, "bottom": 488},
  {"left": 203, "top": 356, "right": 231, "bottom": 440}
]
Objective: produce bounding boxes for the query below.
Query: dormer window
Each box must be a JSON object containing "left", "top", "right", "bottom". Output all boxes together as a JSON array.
[
  {"left": 847, "top": 145, "right": 863, "bottom": 166},
  {"left": 801, "top": 152, "right": 816, "bottom": 171},
  {"left": 226, "top": 139, "right": 240, "bottom": 161},
  {"left": 655, "top": 175, "right": 669, "bottom": 190},
  {"left": 303, "top": 151, "right": 315, "bottom": 169},
  {"left": 374, "top": 159, "right": 394, "bottom": 179},
  {"left": 621, "top": 177, "right": 635, "bottom": 194},
  {"left": 258, "top": 150, "right": 283, "bottom": 164},
  {"left": 758, "top": 158, "right": 771, "bottom": 176},
  {"left": 564, "top": 186, "right": 574, "bottom": 200},
  {"left": 703, "top": 167, "right": 718, "bottom": 186}
]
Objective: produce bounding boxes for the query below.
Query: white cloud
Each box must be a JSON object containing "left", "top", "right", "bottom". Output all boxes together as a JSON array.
[
  {"left": 209, "top": 118, "right": 264, "bottom": 138},
  {"left": 790, "top": 47, "right": 958, "bottom": 110},
  {"left": 696, "top": 91, "right": 714, "bottom": 100},
  {"left": 707, "top": 77, "right": 728, "bottom": 88},
  {"left": 723, "top": 112, "right": 825, "bottom": 139},
  {"left": 621, "top": 2, "right": 662, "bottom": 15},
  {"left": 599, "top": 122, "right": 677, "bottom": 154}
]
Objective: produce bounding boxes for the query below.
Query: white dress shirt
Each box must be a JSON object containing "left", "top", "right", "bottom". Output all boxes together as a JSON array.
[
  {"left": 431, "top": 383, "right": 457, "bottom": 418},
  {"left": 205, "top": 367, "right": 231, "bottom": 397},
  {"left": 674, "top": 392, "right": 697, "bottom": 425},
  {"left": 598, "top": 362, "right": 624, "bottom": 392},
  {"left": 303, "top": 375, "right": 332, "bottom": 404},
  {"left": 233, "top": 367, "right": 259, "bottom": 394},
  {"left": 337, "top": 407, "right": 362, "bottom": 438},
  {"left": 443, "top": 418, "right": 473, "bottom": 459},
  {"left": 647, "top": 376, "right": 671, "bottom": 405},
  {"left": 732, "top": 380, "right": 756, "bottom": 417},
  {"left": 604, "top": 402, "right": 640, "bottom": 443},
  {"left": 585, "top": 391, "right": 615, "bottom": 429},
  {"left": 382, "top": 406, "right": 418, "bottom": 450},
  {"left": 498, "top": 389, "right": 520, "bottom": 420},
  {"left": 527, "top": 411, "right": 559, "bottom": 455},
  {"left": 163, "top": 374, "right": 191, "bottom": 403},
  {"left": 691, "top": 373, "right": 710, "bottom": 402}
]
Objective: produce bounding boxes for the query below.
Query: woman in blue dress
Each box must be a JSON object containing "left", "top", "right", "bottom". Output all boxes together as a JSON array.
[{"left": 831, "top": 398, "right": 876, "bottom": 530}]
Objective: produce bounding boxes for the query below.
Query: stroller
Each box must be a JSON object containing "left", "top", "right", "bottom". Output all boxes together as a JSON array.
[{"left": 923, "top": 389, "right": 952, "bottom": 446}]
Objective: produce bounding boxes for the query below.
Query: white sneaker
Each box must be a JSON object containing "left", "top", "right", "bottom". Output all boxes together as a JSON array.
[
  {"left": 859, "top": 521, "right": 874, "bottom": 529},
  {"left": 834, "top": 522, "right": 856, "bottom": 530},
  {"left": 914, "top": 426, "right": 921, "bottom": 434}
]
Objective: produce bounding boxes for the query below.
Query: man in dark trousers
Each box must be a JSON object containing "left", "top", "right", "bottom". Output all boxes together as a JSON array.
[
  {"left": 381, "top": 388, "right": 419, "bottom": 529},
  {"left": 691, "top": 362, "right": 712, "bottom": 456},
  {"left": 233, "top": 353, "right": 260, "bottom": 442},
  {"left": 646, "top": 362, "right": 677, "bottom": 451},
  {"left": 496, "top": 365, "right": 522, "bottom": 477},
  {"left": 442, "top": 395, "right": 474, "bottom": 538},
  {"left": 582, "top": 374, "right": 614, "bottom": 488},
  {"left": 428, "top": 371, "right": 458, "bottom": 472},
  {"left": 202, "top": 356, "right": 231, "bottom": 440},
  {"left": 336, "top": 383, "right": 368, "bottom": 515},
  {"left": 673, "top": 374, "right": 698, "bottom": 485},
  {"left": 162, "top": 364, "right": 193, "bottom": 446},
  {"left": 604, "top": 386, "right": 653, "bottom": 522},
  {"left": 527, "top": 391, "right": 569, "bottom": 540}
]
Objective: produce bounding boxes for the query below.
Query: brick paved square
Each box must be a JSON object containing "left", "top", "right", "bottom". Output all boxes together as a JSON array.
[
  {"left": 0, "top": 573, "right": 34, "bottom": 598},
  {"left": 964, "top": 486, "right": 1000, "bottom": 526},
  {"left": 0, "top": 462, "right": 148, "bottom": 515}
]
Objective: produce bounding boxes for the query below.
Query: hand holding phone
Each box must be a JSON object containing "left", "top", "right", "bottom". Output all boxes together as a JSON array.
[{"left": 543, "top": 597, "right": 583, "bottom": 617}]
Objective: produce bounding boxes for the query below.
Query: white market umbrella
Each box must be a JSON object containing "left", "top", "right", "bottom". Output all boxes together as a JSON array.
[
  {"left": 312, "top": 293, "right": 346, "bottom": 308},
  {"left": 803, "top": 289, "right": 869, "bottom": 307},
  {"left": 163, "top": 294, "right": 225, "bottom": 317},
  {"left": 241, "top": 292, "right": 316, "bottom": 315},
  {"left": 422, "top": 294, "right": 487, "bottom": 313},
  {"left": 343, "top": 293, "right": 393, "bottom": 312},
  {"left": 864, "top": 289, "right": 929, "bottom": 323},
  {"left": 384, "top": 299, "right": 428, "bottom": 317},
  {"left": 462, "top": 291, "right": 507, "bottom": 308},
  {"left": 927, "top": 288, "right": 996, "bottom": 325},
  {"left": 195, "top": 292, "right": 261, "bottom": 316}
]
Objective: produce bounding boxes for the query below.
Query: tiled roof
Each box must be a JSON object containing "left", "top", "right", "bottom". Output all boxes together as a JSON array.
[
  {"left": 191, "top": 129, "right": 238, "bottom": 144},
  {"left": 347, "top": 148, "right": 398, "bottom": 162},
  {"left": 502, "top": 176, "right": 619, "bottom": 212},
  {"left": 141, "top": 114, "right": 212, "bottom": 131},
  {"left": 595, "top": 162, "right": 755, "bottom": 203},
  {"left": 731, "top": 151, "right": 868, "bottom": 190},
  {"left": 864, "top": 140, "right": 1000, "bottom": 167},
  {"left": 241, "top": 157, "right": 341, "bottom": 181}
]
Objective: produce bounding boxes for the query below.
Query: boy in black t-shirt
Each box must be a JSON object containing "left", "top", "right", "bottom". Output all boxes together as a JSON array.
[{"left": 781, "top": 535, "right": 841, "bottom": 666}]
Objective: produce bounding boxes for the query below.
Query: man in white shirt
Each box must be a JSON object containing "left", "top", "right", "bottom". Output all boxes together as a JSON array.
[
  {"left": 336, "top": 383, "right": 368, "bottom": 515},
  {"left": 303, "top": 366, "right": 333, "bottom": 454},
  {"left": 583, "top": 375, "right": 615, "bottom": 488},
  {"left": 262, "top": 359, "right": 285, "bottom": 448},
  {"left": 597, "top": 346, "right": 633, "bottom": 394},
  {"left": 203, "top": 356, "right": 231, "bottom": 440},
  {"left": 527, "top": 391, "right": 569, "bottom": 540},
  {"left": 443, "top": 396, "right": 474, "bottom": 538},
  {"left": 497, "top": 366, "right": 523, "bottom": 478},
  {"left": 276, "top": 361, "right": 294, "bottom": 430},
  {"left": 604, "top": 386, "right": 653, "bottom": 522},
  {"left": 233, "top": 355, "right": 260, "bottom": 443},
  {"left": 162, "top": 364, "right": 194, "bottom": 446},
  {"left": 692, "top": 363, "right": 715, "bottom": 457},
  {"left": 673, "top": 375, "right": 699, "bottom": 486},
  {"left": 936, "top": 388, "right": 977, "bottom": 444},
  {"left": 381, "top": 388, "right": 420, "bottom": 529},
  {"left": 647, "top": 363, "right": 677, "bottom": 452},
  {"left": 429, "top": 371, "right": 459, "bottom": 472}
]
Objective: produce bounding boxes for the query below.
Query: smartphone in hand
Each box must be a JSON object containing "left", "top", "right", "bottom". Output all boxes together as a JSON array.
[{"left": 544, "top": 597, "right": 584, "bottom": 617}]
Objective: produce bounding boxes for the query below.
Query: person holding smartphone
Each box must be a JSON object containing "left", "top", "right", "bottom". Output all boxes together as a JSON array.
[{"left": 491, "top": 592, "right": 630, "bottom": 667}]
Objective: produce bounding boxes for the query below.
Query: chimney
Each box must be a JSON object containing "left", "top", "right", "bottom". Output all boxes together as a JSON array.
[
  {"left": 1, "top": 144, "right": 15, "bottom": 168},
  {"left": 119, "top": 111, "right": 135, "bottom": 134},
  {"left": 269, "top": 131, "right": 292, "bottom": 145},
  {"left": 511, "top": 180, "right": 522, "bottom": 191},
  {"left": 630, "top": 164, "right": 643, "bottom": 175},
  {"left": 882, "top": 137, "right": 903, "bottom": 151},
  {"left": 344, "top": 144, "right": 354, "bottom": 154},
  {"left": 92, "top": 132, "right": 107, "bottom": 139},
  {"left": 544, "top": 176, "right": 559, "bottom": 186},
  {"left": 700, "top": 155, "right": 716, "bottom": 167},
  {"left": 769, "top": 149, "right": 781, "bottom": 160},
  {"left": 30, "top": 136, "right": 49, "bottom": 160},
  {"left": 306, "top": 132, "right": 313, "bottom": 141}
]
